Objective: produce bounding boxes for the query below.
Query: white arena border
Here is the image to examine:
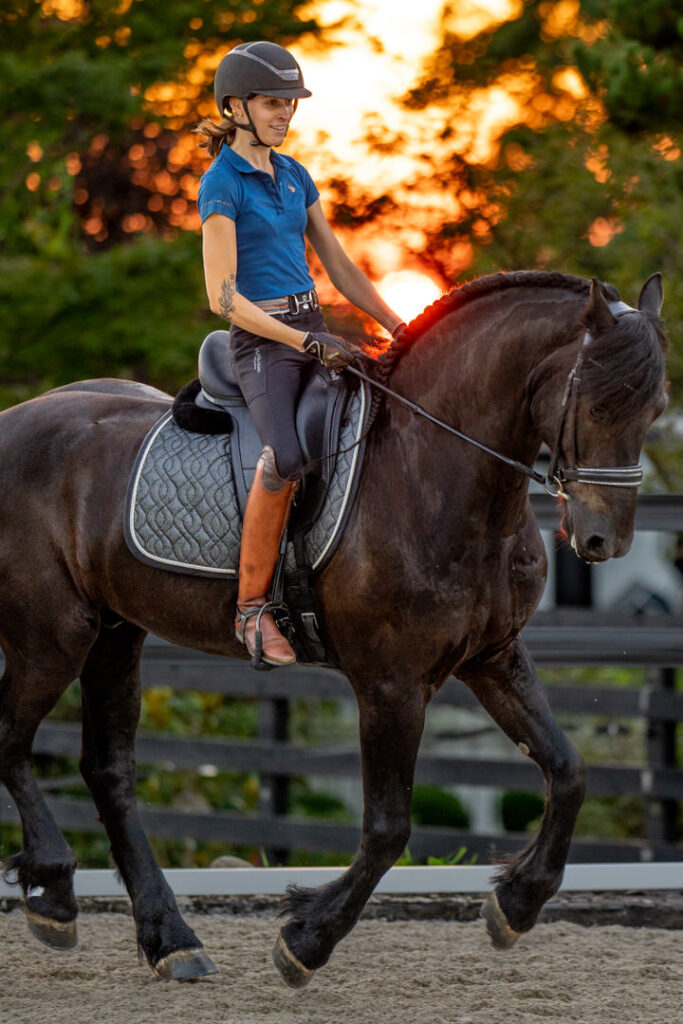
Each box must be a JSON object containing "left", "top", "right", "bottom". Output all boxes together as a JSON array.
[{"left": 1, "top": 864, "right": 680, "bottom": 899}]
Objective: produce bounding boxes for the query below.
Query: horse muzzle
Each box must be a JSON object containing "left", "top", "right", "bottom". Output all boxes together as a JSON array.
[{"left": 565, "top": 499, "right": 635, "bottom": 562}]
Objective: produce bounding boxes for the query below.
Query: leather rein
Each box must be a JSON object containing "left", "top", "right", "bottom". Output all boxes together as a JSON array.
[{"left": 347, "top": 301, "right": 644, "bottom": 499}]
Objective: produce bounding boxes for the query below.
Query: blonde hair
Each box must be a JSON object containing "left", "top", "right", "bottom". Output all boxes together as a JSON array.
[{"left": 193, "top": 115, "right": 236, "bottom": 157}]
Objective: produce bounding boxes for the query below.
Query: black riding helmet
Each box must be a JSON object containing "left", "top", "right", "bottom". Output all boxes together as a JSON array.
[{"left": 214, "top": 42, "right": 311, "bottom": 147}]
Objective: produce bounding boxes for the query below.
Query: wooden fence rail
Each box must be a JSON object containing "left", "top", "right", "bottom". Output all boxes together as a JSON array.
[{"left": 1, "top": 493, "right": 682, "bottom": 863}]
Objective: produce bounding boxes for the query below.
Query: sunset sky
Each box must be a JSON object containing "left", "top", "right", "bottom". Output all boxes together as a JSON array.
[
  {"left": 30, "top": 0, "right": 606, "bottom": 319},
  {"left": 290, "top": 0, "right": 523, "bottom": 185},
  {"left": 283, "top": 0, "right": 527, "bottom": 313}
]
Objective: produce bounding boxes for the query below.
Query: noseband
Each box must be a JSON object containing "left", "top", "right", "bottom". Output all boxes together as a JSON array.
[
  {"left": 347, "top": 299, "right": 645, "bottom": 498},
  {"left": 545, "top": 301, "right": 644, "bottom": 497}
]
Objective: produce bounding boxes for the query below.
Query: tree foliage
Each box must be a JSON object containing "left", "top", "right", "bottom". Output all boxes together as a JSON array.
[
  {"left": 395, "top": 0, "right": 682, "bottom": 412},
  {"left": 1, "top": 0, "right": 320, "bottom": 401}
]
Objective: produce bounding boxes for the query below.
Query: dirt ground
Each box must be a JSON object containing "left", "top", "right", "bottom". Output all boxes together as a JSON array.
[{"left": 1, "top": 909, "right": 682, "bottom": 1024}]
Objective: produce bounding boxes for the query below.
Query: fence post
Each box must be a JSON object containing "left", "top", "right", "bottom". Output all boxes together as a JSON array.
[
  {"left": 644, "top": 667, "right": 679, "bottom": 859},
  {"left": 259, "top": 697, "right": 290, "bottom": 865}
]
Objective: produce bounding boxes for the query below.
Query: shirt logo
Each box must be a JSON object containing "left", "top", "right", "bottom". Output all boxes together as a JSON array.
[{"left": 287, "top": 183, "right": 296, "bottom": 193}]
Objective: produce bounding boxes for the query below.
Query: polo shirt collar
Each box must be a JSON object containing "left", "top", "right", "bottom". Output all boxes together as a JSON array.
[{"left": 221, "top": 145, "right": 285, "bottom": 176}]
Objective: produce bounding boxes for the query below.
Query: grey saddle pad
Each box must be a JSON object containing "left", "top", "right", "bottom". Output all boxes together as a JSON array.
[{"left": 124, "top": 384, "right": 368, "bottom": 579}]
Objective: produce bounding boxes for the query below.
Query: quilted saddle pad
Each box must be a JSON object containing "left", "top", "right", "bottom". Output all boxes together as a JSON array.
[{"left": 124, "top": 383, "right": 368, "bottom": 578}]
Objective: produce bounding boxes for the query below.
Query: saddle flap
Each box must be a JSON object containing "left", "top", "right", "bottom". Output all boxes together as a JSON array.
[{"left": 293, "top": 367, "right": 350, "bottom": 530}]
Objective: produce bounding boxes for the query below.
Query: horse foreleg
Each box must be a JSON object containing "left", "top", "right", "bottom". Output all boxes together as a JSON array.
[
  {"left": 274, "top": 680, "right": 426, "bottom": 988},
  {"left": 459, "top": 637, "right": 585, "bottom": 947},
  {"left": 78, "top": 624, "right": 217, "bottom": 981}
]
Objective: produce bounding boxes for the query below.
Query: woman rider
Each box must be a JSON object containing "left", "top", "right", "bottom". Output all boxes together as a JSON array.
[{"left": 195, "top": 41, "right": 405, "bottom": 667}]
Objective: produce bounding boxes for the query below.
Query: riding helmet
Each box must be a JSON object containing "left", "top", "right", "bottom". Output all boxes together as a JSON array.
[{"left": 214, "top": 41, "right": 311, "bottom": 117}]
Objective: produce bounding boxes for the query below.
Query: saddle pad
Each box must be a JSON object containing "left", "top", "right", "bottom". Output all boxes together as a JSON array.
[{"left": 124, "top": 383, "right": 368, "bottom": 578}]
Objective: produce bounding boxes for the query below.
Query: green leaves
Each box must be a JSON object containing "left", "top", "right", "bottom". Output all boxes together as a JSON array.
[{"left": 1, "top": 0, "right": 320, "bottom": 406}]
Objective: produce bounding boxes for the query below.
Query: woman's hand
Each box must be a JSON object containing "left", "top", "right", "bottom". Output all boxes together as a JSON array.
[{"left": 302, "top": 331, "right": 360, "bottom": 369}]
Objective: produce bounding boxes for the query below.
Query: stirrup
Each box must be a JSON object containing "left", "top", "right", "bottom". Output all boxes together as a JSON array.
[
  {"left": 235, "top": 601, "right": 288, "bottom": 670},
  {"left": 235, "top": 603, "right": 266, "bottom": 669}
]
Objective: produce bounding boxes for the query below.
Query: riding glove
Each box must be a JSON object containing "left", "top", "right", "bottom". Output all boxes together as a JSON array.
[{"left": 302, "top": 331, "right": 359, "bottom": 370}]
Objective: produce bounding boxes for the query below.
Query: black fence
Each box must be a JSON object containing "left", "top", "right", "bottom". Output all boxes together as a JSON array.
[{"left": 1, "top": 494, "right": 682, "bottom": 864}]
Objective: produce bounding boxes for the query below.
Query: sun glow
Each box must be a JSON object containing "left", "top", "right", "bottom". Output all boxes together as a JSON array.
[{"left": 376, "top": 270, "right": 443, "bottom": 322}]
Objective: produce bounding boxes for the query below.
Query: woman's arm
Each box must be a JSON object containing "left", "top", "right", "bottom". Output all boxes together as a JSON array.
[
  {"left": 202, "top": 213, "right": 307, "bottom": 349},
  {"left": 305, "top": 200, "right": 404, "bottom": 334}
]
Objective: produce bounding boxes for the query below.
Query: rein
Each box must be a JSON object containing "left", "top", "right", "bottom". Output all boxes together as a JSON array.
[{"left": 347, "top": 301, "right": 644, "bottom": 499}]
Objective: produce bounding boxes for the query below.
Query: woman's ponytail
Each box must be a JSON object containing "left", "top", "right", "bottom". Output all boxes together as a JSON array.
[{"left": 193, "top": 116, "right": 236, "bottom": 157}]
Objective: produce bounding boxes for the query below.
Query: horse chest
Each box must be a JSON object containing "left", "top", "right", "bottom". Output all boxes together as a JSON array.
[{"left": 447, "top": 533, "right": 546, "bottom": 655}]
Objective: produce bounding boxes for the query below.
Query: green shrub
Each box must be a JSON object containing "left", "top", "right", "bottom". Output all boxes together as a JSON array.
[{"left": 410, "top": 785, "right": 470, "bottom": 828}]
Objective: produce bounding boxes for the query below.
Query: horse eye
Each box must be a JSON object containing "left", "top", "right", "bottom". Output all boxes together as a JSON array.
[{"left": 589, "top": 405, "right": 608, "bottom": 422}]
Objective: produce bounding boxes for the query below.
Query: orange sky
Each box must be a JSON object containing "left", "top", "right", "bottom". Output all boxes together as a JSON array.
[{"left": 35, "top": 0, "right": 613, "bottom": 315}]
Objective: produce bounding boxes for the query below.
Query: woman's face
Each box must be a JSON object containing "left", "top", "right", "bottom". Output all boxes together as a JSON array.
[{"left": 231, "top": 95, "right": 296, "bottom": 146}]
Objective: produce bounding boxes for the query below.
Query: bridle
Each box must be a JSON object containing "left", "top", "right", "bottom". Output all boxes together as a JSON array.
[
  {"left": 347, "top": 300, "right": 645, "bottom": 499},
  {"left": 544, "top": 302, "right": 643, "bottom": 496}
]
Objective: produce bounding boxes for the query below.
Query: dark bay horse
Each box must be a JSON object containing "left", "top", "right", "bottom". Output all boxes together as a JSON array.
[{"left": 0, "top": 271, "right": 668, "bottom": 984}]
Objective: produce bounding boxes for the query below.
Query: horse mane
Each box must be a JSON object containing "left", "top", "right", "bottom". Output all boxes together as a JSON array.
[
  {"left": 366, "top": 268, "right": 666, "bottom": 428},
  {"left": 398, "top": 269, "right": 615, "bottom": 356},
  {"left": 582, "top": 309, "right": 668, "bottom": 423}
]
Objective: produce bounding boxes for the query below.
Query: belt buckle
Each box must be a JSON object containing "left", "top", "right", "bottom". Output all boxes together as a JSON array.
[{"left": 289, "top": 293, "right": 301, "bottom": 315}]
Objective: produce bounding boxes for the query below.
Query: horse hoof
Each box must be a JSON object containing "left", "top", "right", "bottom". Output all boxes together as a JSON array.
[
  {"left": 480, "top": 891, "right": 521, "bottom": 951},
  {"left": 154, "top": 947, "right": 218, "bottom": 982},
  {"left": 272, "top": 932, "right": 315, "bottom": 989},
  {"left": 25, "top": 908, "right": 77, "bottom": 950}
]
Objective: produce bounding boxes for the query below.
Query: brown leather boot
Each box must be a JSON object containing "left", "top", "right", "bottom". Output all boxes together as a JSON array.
[{"left": 235, "top": 446, "right": 297, "bottom": 667}]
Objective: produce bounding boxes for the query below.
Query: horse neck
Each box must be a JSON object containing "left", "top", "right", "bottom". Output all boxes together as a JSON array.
[{"left": 386, "top": 288, "right": 583, "bottom": 494}]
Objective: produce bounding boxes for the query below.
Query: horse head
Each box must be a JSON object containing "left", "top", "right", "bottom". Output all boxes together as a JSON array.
[{"left": 533, "top": 274, "right": 669, "bottom": 562}]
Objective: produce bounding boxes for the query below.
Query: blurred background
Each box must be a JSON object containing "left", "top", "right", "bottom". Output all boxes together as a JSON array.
[
  {"left": 2, "top": 1, "right": 681, "bottom": 422},
  {"left": 1, "top": 0, "right": 682, "bottom": 870}
]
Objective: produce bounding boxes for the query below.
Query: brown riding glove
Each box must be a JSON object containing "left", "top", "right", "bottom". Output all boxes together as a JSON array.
[{"left": 302, "top": 331, "right": 360, "bottom": 370}]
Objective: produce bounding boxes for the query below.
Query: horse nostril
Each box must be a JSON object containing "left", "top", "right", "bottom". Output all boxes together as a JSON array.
[{"left": 586, "top": 534, "right": 606, "bottom": 557}]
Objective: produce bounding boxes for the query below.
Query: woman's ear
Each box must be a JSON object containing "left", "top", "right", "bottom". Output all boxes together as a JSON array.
[{"left": 225, "top": 97, "right": 244, "bottom": 121}]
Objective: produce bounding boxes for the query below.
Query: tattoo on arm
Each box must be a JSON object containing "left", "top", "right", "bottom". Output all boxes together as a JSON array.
[{"left": 219, "top": 275, "right": 237, "bottom": 319}]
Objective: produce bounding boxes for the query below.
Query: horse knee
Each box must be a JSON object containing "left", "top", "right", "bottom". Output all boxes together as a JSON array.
[
  {"left": 364, "top": 817, "right": 411, "bottom": 866},
  {"left": 81, "top": 755, "right": 135, "bottom": 808}
]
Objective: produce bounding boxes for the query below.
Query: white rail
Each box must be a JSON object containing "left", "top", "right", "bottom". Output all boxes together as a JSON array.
[{"left": 1, "top": 863, "right": 680, "bottom": 899}]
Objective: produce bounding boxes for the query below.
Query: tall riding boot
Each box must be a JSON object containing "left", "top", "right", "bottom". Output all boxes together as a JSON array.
[{"left": 235, "top": 446, "right": 297, "bottom": 666}]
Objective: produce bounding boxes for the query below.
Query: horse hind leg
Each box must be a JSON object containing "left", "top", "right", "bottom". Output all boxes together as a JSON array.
[
  {"left": 0, "top": 648, "right": 92, "bottom": 950},
  {"left": 78, "top": 622, "right": 217, "bottom": 981},
  {"left": 459, "top": 638, "right": 585, "bottom": 949}
]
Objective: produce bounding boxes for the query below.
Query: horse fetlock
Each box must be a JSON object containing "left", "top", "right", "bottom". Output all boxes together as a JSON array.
[
  {"left": 3, "top": 850, "right": 77, "bottom": 909},
  {"left": 494, "top": 871, "right": 560, "bottom": 934}
]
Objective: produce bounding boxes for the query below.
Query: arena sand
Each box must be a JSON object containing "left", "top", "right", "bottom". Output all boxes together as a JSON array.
[{"left": 0, "top": 910, "right": 682, "bottom": 1024}]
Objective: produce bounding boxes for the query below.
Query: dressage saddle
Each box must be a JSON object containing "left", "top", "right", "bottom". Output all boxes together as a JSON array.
[{"left": 182, "top": 329, "right": 353, "bottom": 532}]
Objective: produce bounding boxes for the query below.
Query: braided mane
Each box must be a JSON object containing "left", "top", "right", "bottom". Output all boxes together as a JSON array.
[
  {"left": 384, "top": 270, "right": 617, "bottom": 371},
  {"left": 362, "top": 269, "right": 666, "bottom": 432},
  {"left": 358, "top": 270, "right": 620, "bottom": 434}
]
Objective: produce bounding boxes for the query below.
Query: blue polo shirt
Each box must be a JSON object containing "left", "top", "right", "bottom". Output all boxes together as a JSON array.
[{"left": 197, "top": 144, "right": 319, "bottom": 301}]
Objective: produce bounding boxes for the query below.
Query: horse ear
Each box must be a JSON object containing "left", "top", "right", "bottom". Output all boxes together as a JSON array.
[
  {"left": 637, "top": 272, "right": 663, "bottom": 316},
  {"left": 584, "top": 278, "right": 617, "bottom": 333}
]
